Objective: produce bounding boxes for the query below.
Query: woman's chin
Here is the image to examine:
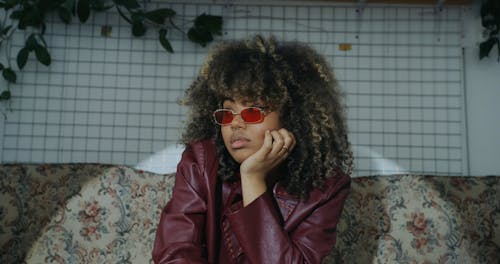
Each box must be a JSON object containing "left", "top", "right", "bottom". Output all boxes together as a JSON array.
[
  {"left": 229, "top": 149, "right": 254, "bottom": 164},
  {"left": 231, "top": 154, "right": 248, "bottom": 164}
]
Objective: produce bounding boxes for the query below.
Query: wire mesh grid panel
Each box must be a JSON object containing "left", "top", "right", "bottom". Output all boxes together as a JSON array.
[{"left": 0, "top": 1, "right": 467, "bottom": 176}]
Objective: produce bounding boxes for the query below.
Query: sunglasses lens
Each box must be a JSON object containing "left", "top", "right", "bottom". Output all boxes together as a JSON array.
[
  {"left": 241, "top": 107, "right": 263, "bottom": 123},
  {"left": 214, "top": 107, "right": 264, "bottom": 125},
  {"left": 214, "top": 110, "right": 233, "bottom": 124}
]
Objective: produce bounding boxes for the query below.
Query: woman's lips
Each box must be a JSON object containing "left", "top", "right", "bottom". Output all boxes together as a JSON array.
[{"left": 231, "top": 137, "right": 249, "bottom": 149}]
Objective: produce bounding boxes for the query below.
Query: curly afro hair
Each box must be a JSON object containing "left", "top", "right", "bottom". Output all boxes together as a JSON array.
[{"left": 180, "top": 35, "right": 353, "bottom": 199}]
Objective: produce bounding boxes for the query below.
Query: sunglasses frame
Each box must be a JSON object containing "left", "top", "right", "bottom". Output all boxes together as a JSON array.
[{"left": 212, "top": 106, "right": 268, "bottom": 125}]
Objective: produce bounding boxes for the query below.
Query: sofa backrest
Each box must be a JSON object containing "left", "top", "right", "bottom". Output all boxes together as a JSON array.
[
  {"left": 0, "top": 164, "right": 174, "bottom": 263},
  {"left": 328, "top": 175, "right": 500, "bottom": 263},
  {"left": 1, "top": 164, "right": 499, "bottom": 263}
]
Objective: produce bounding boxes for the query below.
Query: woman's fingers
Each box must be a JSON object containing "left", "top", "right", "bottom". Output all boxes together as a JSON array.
[
  {"left": 240, "top": 129, "right": 295, "bottom": 178},
  {"left": 268, "top": 128, "right": 296, "bottom": 161},
  {"left": 258, "top": 130, "right": 274, "bottom": 156},
  {"left": 254, "top": 128, "right": 296, "bottom": 163},
  {"left": 278, "top": 128, "right": 295, "bottom": 152},
  {"left": 269, "top": 130, "right": 285, "bottom": 156}
]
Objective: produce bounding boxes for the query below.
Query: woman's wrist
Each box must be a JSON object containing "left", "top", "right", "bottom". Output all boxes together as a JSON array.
[{"left": 240, "top": 174, "right": 267, "bottom": 206}]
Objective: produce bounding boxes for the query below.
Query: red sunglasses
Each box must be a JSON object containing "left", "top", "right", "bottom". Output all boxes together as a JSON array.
[{"left": 213, "top": 107, "right": 268, "bottom": 125}]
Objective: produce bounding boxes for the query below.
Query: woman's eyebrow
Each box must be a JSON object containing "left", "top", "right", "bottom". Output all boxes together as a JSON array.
[
  {"left": 249, "top": 101, "right": 266, "bottom": 107},
  {"left": 221, "top": 100, "right": 235, "bottom": 108}
]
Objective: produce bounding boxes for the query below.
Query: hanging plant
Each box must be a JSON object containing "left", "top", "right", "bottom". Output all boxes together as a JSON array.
[
  {"left": 479, "top": 0, "right": 500, "bottom": 60},
  {"left": 0, "top": 0, "right": 223, "bottom": 103}
]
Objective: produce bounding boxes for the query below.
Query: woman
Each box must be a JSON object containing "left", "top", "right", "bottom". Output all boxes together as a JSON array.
[{"left": 153, "top": 35, "right": 353, "bottom": 263}]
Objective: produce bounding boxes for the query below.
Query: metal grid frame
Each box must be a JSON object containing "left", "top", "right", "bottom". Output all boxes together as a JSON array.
[{"left": 0, "top": 1, "right": 467, "bottom": 176}]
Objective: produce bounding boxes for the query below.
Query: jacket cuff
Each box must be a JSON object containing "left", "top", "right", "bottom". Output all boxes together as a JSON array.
[
  {"left": 227, "top": 190, "right": 279, "bottom": 219},
  {"left": 226, "top": 191, "right": 288, "bottom": 260}
]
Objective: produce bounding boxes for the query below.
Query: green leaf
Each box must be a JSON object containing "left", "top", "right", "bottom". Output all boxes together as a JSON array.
[
  {"left": 26, "top": 34, "right": 38, "bottom": 50},
  {"left": 38, "top": 34, "right": 48, "bottom": 47},
  {"left": 51, "top": 0, "right": 67, "bottom": 7},
  {"left": 63, "top": 0, "right": 76, "bottom": 15},
  {"left": 77, "top": 0, "right": 90, "bottom": 23},
  {"left": 17, "top": 47, "right": 30, "bottom": 69},
  {"left": 90, "top": 0, "right": 113, "bottom": 11},
  {"left": 2, "top": 68, "right": 16, "bottom": 83},
  {"left": 58, "top": 6, "right": 72, "bottom": 23},
  {"left": 131, "top": 11, "right": 144, "bottom": 22},
  {"left": 17, "top": 5, "right": 43, "bottom": 30},
  {"left": 10, "top": 10, "right": 23, "bottom": 19},
  {"left": 187, "top": 27, "right": 212, "bottom": 47},
  {"left": 113, "top": 0, "right": 139, "bottom": 10},
  {"left": 194, "top": 14, "right": 222, "bottom": 36},
  {"left": 4, "top": 0, "right": 21, "bottom": 10},
  {"left": 187, "top": 14, "right": 222, "bottom": 47},
  {"left": 1, "top": 25, "right": 13, "bottom": 36},
  {"left": 481, "top": 2, "right": 495, "bottom": 29},
  {"left": 479, "top": 38, "right": 497, "bottom": 60},
  {"left": 143, "top": 8, "right": 176, "bottom": 24},
  {"left": 0, "top": 63, "right": 4, "bottom": 70},
  {"left": 40, "top": 22, "right": 47, "bottom": 35},
  {"left": 37, "top": 0, "right": 55, "bottom": 12},
  {"left": 498, "top": 38, "right": 500, "bottom": 62},
  {"left": 132, "top": 21, "right": 146, "bottom": 36},
  {"left": 0, "top": 91, "right": 11, "bottom": 101},
  {"left": 159, "top": 29, "right": 173, "bottom": 53},
  {"left": 34, "top": 45, "right": 51, "bottom": 66}
]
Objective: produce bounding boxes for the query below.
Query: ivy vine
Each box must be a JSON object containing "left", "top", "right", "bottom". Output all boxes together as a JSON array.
[
  {"left": 480, "top": 0, "right": 500, "bottom": 60},
  {"left": 0, "top": 0, "right": 223, "bottom": 103}
]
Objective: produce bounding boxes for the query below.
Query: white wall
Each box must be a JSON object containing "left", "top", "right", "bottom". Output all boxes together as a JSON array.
[
  {"left": 1, "top": 2, "right": 498, "bottom": 176},
  {"left": 463, "top": 3, "right": 500, "bottom": 176},
  {"left": 135, "top": 3, "right": 500, "bottom": 176},
  {"left": 465, "top": 47, "right": 500, "bottom": 175}
]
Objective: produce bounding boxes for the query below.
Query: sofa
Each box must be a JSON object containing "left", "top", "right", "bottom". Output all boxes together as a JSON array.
[{"left": 0, "top": 163, "right": 499, "bottom": 263}]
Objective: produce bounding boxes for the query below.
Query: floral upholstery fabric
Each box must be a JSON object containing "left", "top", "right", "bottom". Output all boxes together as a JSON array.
[
  {"left": 1, "top": 164, "right": 499, "bottom": 263},
  {"left": 328, "top": 175, "right": 500, "bottom": 263},
  {"left": 0, "top": 164, "right": 174, "bottom": 263}
]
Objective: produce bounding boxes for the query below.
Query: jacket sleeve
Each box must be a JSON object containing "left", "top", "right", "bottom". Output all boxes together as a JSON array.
[
  {"left": 226, "top": 172, "right": 351, "bottom": 263},
  {"left": 152, "top": 145, "right": 209, "bottom": 264}
]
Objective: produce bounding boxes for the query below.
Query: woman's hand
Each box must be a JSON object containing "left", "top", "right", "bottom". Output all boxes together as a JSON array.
[{"left": 239, "top": 128, "right": 296, "bottom": 206}]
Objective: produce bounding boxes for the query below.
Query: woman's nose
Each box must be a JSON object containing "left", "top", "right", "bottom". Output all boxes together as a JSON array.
[{"left": 230, "top": 113, "right": 246, "bottom": 128}]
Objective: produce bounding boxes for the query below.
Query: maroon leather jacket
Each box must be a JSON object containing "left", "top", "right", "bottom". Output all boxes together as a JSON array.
[{"left": 153, "top": 139, "right": 351, "bottom": 263}]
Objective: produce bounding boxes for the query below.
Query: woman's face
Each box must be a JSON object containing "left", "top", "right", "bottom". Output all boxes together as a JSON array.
[{"left": 220, "top": 99, "right": 282, "bottom": 164}]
